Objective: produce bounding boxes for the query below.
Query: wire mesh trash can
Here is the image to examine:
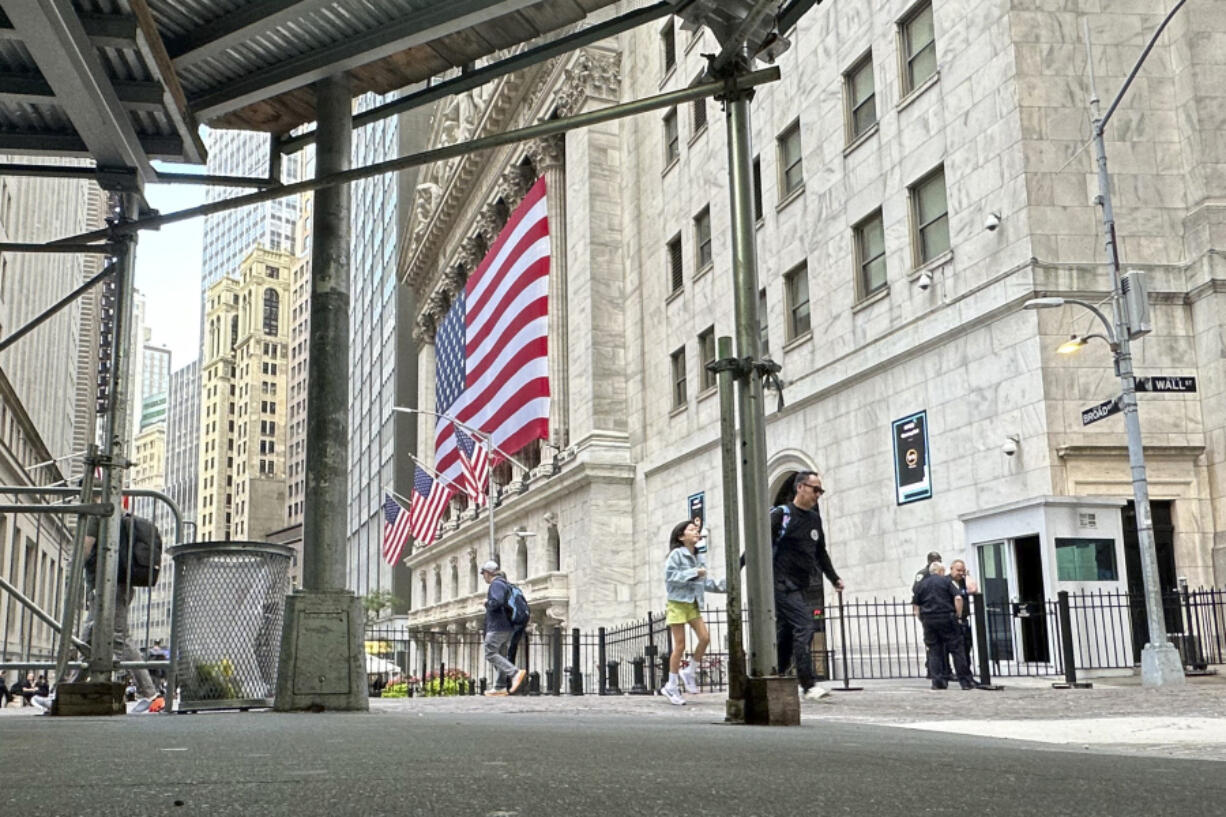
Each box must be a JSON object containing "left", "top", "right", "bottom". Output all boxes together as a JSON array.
[{"left": 168, "top": 542, "right": 294, "bottom": 712}]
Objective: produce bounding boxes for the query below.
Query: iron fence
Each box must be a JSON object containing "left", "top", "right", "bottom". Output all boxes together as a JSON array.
[{"left": 367, "top": 586, "right": 1226, "bottom": 695}]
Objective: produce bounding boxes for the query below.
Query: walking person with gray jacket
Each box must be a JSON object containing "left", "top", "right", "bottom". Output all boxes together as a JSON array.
[{"left": 479, "top": 560, "right": 527, "bottom": 697}]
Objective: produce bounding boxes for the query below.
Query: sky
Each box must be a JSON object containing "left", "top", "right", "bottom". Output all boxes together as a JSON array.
[{"left": 133, "top": 164, "right": 206, "bottom": 369}]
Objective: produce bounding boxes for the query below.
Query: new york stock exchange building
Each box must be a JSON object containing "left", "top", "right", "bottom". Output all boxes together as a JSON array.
[{"left": 389, "top": 1, "right": 1226, "bottom": 684}]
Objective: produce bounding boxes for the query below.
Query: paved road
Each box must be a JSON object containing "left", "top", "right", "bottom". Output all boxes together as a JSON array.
[{"left": 2, "top": 701, "right": 1223, "bottom": 817}]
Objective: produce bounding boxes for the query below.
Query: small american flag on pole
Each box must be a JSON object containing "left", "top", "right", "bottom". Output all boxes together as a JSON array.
[
  {"left": 455, "top": 428, "right": 490, "bottom": 507},
  {"left": 434, "top": 176, "right": 550, "bottom": 483},
  {"left": 408, "top": 465, "right": 452, "bottom": 547},
  {"left": 381, "top": 493, "right": 411, "bottom": 565}
]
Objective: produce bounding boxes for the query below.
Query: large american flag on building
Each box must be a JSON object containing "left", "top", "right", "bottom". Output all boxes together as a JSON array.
[
  {"left": 408, "top": 465, "right": 451, "bottom": 546},
  {"left": 434, "top": 176, "right": 550, "bottom": 484}
]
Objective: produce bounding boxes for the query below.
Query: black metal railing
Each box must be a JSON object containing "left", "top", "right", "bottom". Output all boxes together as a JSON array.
[{"left": 364, "top": 587, "right": 1226, "bottom": 694}]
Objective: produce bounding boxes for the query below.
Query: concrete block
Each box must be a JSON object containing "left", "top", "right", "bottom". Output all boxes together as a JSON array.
[
  {"left": 743, "top": 675, "right": 800, "bottom": 726},
  {"left": 51, "top": 682, "right": 125, "bottom": 717},
  {"left": 274, "top": 590, "right": 369, "bottom": 712}
]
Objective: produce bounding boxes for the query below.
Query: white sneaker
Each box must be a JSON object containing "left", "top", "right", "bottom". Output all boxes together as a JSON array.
[
  {"left": 660, "top": 683, "right": 685, "bottom": 706},
  {"left": 802, "top": 685, "right": 830, "bottom": 702},
  {"left": 129, "top": 697, "right": 153, "bottom": 714},
  {"left": 679, "top": 665, "right": 699, "bottom": 693}
]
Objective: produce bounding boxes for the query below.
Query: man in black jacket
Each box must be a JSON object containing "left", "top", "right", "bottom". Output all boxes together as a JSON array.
[
  {"left": 911, "top": 562, "right": 974, "bottom": 690},
  {"left": 772, "top": 471, "right": 844, "bottom": 701}
]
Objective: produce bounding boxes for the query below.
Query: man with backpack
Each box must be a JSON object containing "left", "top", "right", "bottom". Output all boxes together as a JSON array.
[
  {"left": 71, "top": 512, "right": 164, "bottom": 713},
  {"left": 771, "top": 471, "right": 844, "bottom": 702},
  {"left": 479, "top": 560, "right": 528, "bottom": 697}
]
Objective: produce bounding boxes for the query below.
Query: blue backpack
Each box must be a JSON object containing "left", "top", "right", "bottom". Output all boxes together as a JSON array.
[{"left": 505, "top": 583, "right": 531, "bottom": 626}]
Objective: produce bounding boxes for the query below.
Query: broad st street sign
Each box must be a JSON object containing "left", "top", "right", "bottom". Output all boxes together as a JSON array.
[
  {"left": 1082, "top": 395, "right": 1122, "bottom": 426},
  {"left": 1134, "top": 376, "right": 1196, "bottom": 393}
]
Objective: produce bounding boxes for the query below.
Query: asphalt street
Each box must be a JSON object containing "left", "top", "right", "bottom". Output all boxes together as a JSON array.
[{"left": 2, "top": 703, "right": 1223, "bottom": 817}]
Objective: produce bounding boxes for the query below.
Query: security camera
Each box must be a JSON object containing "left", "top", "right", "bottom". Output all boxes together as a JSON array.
[
  {"left": 1001, "top": 435, "right": 1019, "bottom": 456},
  {"left": 985, "top": 212, "right": 1001, "bottom": 232},
  {"left": 917, "top": 271, "right": 933, "bottom": 291}
]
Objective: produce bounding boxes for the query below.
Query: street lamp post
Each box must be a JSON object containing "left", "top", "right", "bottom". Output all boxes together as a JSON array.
[{"left": 1023, "top": 295, "right": 1185, "bottom": 687}]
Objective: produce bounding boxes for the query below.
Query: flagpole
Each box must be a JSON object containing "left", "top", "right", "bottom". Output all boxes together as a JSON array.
[
  {"left": 406, "top": 443, "right": 498, "bottom": 561},
  {"left": 392, "top": 405, "right": 532, "bottom": 471},
  {"left": 404, "top": 453, "right": 466, "bottom": 495}
]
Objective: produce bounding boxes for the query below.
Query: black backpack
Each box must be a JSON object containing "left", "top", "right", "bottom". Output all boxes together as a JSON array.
[{"left": 87, "top": 514, "right": 163, "bottom": 587}]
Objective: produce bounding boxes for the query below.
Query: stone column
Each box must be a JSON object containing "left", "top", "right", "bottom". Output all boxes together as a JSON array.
[
  {"left": 531, "top": 135, "right": 569, "bottom": 455},
  {"left": 276, "top": 74, "right": 368, "bottom": 712}
]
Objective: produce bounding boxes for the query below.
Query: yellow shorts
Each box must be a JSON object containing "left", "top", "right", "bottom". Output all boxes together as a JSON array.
[{"left": 666, "top": 599, "right": 701, "bottom": 625}]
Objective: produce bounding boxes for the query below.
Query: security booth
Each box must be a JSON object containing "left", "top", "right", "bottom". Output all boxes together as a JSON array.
[{"left": 960, "top": 496, "right": 1130, "bottom": 674}]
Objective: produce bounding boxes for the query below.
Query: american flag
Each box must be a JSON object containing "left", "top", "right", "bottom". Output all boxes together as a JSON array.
[
  {"left": 434, "top": 176, "right": 550, "bottom": 483},
  {"left": 455, "top": 428, "right": 490, "bottom": 507},
  {"left": 381, "top": 493, "right": 411, "bottom": 565},
  {"left": 408, "top": 465, "right": 451, "bottom": 546}
]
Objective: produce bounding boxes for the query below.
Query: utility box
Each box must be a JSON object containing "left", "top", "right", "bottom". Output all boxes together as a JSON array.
[{"left": 1121, "top": 269, "right": 1151, "bottom": 339}]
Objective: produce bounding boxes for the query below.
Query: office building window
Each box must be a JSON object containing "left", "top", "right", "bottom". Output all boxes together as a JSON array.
[
  {"left": 664, "top": 108, "right": 680, "bottom": 166},
  {"left": 667, "top": 233, "right": 683, "bottom": 294},
  {"left": 845, "top": 52, "right": 877, "bottom": 141},
  {"left": 901, "top": 2, "right": 937, "bottom": 95},
  {"left": 759, "top": 288, "right": 769, "bottom": 357},
  {"left": 784, "top": 263, "right": 811, "bottom": 340},
  {"left": 698, "top": 327, "right": 716, "bottom": 392},
  {"left": 910, "top": 167, "right": 949, "bottom": 265},
  {"left": 855, "top": 210, "right": 888, "bottom": 298},
  {"left": 778, "top": 121, "right": 803, "bottom": 198},
  {"left": 670, "top": 346, "right": 687, "bottom": 409},
  {"left": 661, "top": 20, "right": 676, "bottom": 75},
  {"left": 752, "top": 156, "right": 763, "bottom": 222},
  {"left": 694, "top": 206, "right": 712, "bottom": 271}
]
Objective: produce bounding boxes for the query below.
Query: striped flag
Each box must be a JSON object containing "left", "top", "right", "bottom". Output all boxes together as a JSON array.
[
  {"left": 434, "top": 176, "right": 550, "bottom": 484},
  {"left": 408, "top": 465, "right": 452, "bottom": 547},
  {"left": 455, "top": 428, "right": 490, "bottom": 507},
  {"left": 381, "top": 493, "right": 411, "bottom": 565}
]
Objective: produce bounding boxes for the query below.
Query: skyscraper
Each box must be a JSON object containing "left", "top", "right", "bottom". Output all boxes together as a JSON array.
[
  {"left": 198, "top": 248, "right": 291, "bottom": 542},
  {"left": 200, "top": 128, "right": 300, "bottom": 294}
]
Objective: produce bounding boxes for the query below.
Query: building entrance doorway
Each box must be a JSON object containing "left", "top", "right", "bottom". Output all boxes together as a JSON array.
[
  {"left": 1121, "top": 500, "right": 1178, "bottom": 660},
  {"left": 976, "top": 541, "right": 1013, "bottom": 661},
  {"left": 1012, "top": 535, "right": 1049, "bottom": 663}
]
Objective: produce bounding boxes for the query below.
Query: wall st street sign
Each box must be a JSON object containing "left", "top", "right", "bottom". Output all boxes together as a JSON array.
[
  {"left": 1134, "top": 376, "right": 1196, "bottom": 393},
  {"left": 1082, "top": 395, "right": 1122, "bottom": 426}
]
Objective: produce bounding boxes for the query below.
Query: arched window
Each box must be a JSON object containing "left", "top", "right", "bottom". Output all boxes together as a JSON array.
[
  {"left": 433, "top": 571, "right": 442, "bottom": 605},
  {"left": 229, "top": 315, "right": 238, "bottom": 349},
  {"left": 469, "top": 559, "right": 479, "bottom": 594},
  {"left": 449, "top": 563, "right": 459, "bottom": 599},
  {"left": 263, "top": 288, "right": 280, "bottom": 336},
  {"left": 418, "top": 575, "right": 427, "bottom": 608}
]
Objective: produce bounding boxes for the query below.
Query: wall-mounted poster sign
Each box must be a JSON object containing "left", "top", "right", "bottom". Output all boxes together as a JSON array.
[
  {"left": 892, "top": 410, "right": 932, "bottom": 505},
  {"left": 687, "top": 492, "right": 705, "bottom": 527}
]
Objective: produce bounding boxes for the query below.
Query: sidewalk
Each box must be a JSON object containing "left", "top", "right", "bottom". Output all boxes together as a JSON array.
[{"left": 5, "top": 672, "right": 1224, "bottom": 760}]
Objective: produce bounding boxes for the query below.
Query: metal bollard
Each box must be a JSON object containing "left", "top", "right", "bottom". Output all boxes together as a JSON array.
[
  {"left": 569, "top": 628, "right": 584, "bottom": 695},
  {"left": 479, "top": 677, "right": 488, "bottom": 695},
  {"left": 970, "top": 592, "right": 1002, "bottom": 690},
  {"left": 645, "top": 611, "right": 659, "bottom": 692},
  {"left": 528, "top": 670, "right": 541, "bottom": 696},
  {"left": 629, "top": 656, "right": 650, "bottom": 695},
  {"left": 468, "top": 677, "right": 476, "bottom": 696},
  {"left": 606, "top": 660, "right": 622, "bottom": 695},
  {"left": 597, "top": 627, "right": 607, "bottom": 695},
  {"left": 550, "top": 626, "right": 563, "bottom": 695},
  {"left": 1053, "top": 590, "right": 1091, "bottom": 689}
]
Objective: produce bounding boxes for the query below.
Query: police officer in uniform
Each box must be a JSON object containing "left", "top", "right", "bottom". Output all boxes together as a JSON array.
[
  {"left": 912, "top": 550, "right": 943, "bottom": 677},
  {"left": 911, "top": 561, "right": 975, "bottom": 690},
  {"left": 772, "top": 470, "right": 844, "bottom": 701},
  {"left": 949, "top": 559, "right": 976, "bottom": 667}
]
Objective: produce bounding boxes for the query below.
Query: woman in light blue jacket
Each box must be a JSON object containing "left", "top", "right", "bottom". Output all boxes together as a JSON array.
[{"left": 661, "top": 518, "right": 725, "bottom": 705}]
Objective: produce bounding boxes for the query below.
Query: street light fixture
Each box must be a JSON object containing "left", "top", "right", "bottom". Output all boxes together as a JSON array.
[{"left": 1023, "top": 293, "right": 1185, "bottom": 686}]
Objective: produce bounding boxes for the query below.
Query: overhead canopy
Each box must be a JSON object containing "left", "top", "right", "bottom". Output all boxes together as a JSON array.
[{"left": 0, "top": 0, "right": 628, "bottom": 185}]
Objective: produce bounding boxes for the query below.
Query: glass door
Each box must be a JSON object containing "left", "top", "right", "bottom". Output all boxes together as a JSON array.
[{"left": 977, "top": 541, "right": 1013, "bottom": 661}]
